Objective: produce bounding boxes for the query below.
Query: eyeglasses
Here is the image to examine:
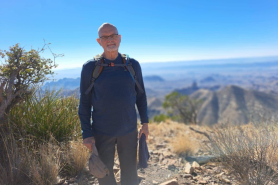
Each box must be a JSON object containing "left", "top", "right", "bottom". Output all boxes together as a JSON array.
[{"left": 99, "top": 34, "right": 118, "bottom": 40}]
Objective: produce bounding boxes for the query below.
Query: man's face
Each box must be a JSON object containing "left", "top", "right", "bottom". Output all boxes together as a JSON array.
[{"left": 97, "top": 26, "right": 121, "bottom": 52}]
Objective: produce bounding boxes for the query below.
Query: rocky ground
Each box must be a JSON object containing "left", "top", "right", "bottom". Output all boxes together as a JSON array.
[{"left": 56, "top": 122, "right": 240, "bottom": 185}]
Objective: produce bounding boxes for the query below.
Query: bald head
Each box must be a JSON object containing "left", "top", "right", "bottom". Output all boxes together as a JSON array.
[{"left": 98, "top": 23, "right": 118, "bottom": 37}]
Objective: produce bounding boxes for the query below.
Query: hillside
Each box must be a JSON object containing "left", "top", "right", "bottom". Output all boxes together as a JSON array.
[{"left": 191, "top": 85, "right": 278, "bottom": 125}]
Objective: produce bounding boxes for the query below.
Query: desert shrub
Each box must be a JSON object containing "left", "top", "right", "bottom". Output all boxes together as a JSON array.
[
  {"left": 0, "top": 130, "right": 30, "bottom": 185},
  {"left": 0, "top": 43, "right": 60, "bottom": 122},
  {"left": 8, "top": 89, "right": 81, "bottom": 143},
  {"left": 0, "top": 127, "right": 61, "bottom": 185},
  {"left": 61, "top": 140, "right": 90, "bottom": 176},
  {"left": 153, "top": 114, "right": 170, "bottom": 122},
  {"left": 171, "top": 134, "right": 198, "bottom": 156},
  {"left": 206, "top": 120, "right": 278, "bottom": 185},
  {"left": 29, "top": 141, "right": 61, "bottom": 185},
  {"left": 162, "top": 91, "right": 203, "bottom": 124}
]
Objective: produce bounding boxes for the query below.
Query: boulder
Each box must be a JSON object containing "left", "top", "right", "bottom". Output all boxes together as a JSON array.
[
  {"left": 159, "top": 179, "right": 178, "bottom": 185},
  {"left": 184, "top": 162, "right": 194, "bottom": 174}
]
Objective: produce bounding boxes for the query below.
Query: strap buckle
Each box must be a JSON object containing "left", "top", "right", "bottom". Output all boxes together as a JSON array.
[{"left": 108, "top": 62, "right": 115, "bottom": 67}]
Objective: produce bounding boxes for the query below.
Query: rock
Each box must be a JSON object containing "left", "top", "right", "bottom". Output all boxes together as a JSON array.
[
  {"left": 185, "top": 155, "right": 217, "bottom": 165},
  {"left": 198, "top": 180, "right": 208, "bottom": 184},
  {"left": 220, "top": 177, "right": 231, "bottom": 183},
  {"left": 159, "top": 154, "right": 164, "bottom": 161},
  {"left": 113, "top": 167, "right": 120, "bottom": 174},
  {"left": 153, "top": 180, "right": 159, "bottom": 185},
  {"left": 138, "top": 174, "right": 145, "bottom": 179},
  {"left": 216, "top": 172, "right": 224, "bottom": 178},
  {"left": 162, "top": 159, "right": 168, "bottom": 165},
  {"left": 153, "top": 157, "right": 160, "bottom": 163},
  {"left": 163, "top": 151, "right": 173, "bottom": 158},
  {"left": 114, "top": 159, "right": 120, "bottom": 165},
  {"left": 116, "top": 179, "right": 121, "bottom": 185},
  {"left": 152, "top": 151, "right": 160, "bottom": 155},
  {"left": 57, "top": 178, "right": 65, "bottom": 185},
  {"left": 62, "top": 180, "right": 69, "bottom": 185},
  {"left": 178, "top": 158, "right": 183, "bottom": 165},
  {"left": 159, "top": 178, "right": 178, "bottom": 185},
  {"left": 184, "top": 162, "right": 194, "bottom": 174},
  {"left": 168, "top": 164, "right": 176, "bottom": 170},
  {"left": 156, "top": 144, "right": 166, "bottom": 149},
  {"left": 168, "top": 159, "right": 176, "bottom": 165},
  {"left": 192, "top": 161, "right": 200, "bottom": 169},
  {"left": 183, "top": 174, "right": 192, "bottom": 178}
]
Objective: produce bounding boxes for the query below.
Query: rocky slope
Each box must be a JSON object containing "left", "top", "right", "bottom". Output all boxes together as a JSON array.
[{"left": 56, "top": 122, "right": 240, "bottom": 185}]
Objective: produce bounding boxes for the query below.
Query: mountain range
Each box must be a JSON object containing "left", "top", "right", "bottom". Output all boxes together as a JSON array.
[
  {"left": 190, "top": 85, "right": 278, "bottom": 125},
  {"left": 43, "top": 56, "right": 278, "bottom": 126}
]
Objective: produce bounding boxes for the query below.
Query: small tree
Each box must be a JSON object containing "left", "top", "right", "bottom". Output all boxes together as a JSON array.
[
  {"left": 0, "top": 42, "right": 61, "bottom": 122},
  {"left": 163, "top": 91, "right": 202, "bottom": 124}
]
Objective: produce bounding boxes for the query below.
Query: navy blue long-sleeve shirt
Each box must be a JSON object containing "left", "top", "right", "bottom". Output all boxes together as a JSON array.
[{"left": 78, "top": 53, "right": 149, "bottom": 139}]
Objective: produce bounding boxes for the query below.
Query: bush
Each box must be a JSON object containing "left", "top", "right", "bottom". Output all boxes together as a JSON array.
[
  {"left": 162, "top": 91, "right": 203, "bottom": 124},
  {"left": 29, "top": 141, "right": 61, "bottom": 185},
  {"left": 153, "top": 114, "right": 170, "bottom": 122},
  {"left": 61, "top": 140, "right": 90, "bottom": 177},
  {"left": 8, "top": 89, "right": 81, "bottom": 143},
  {"left": 206, "top": 120, "right": 278, "bottom": 184},
  {"left": 0, "top": 128, "right": 60, "bottom": 185},
  {"left": 0, "top": 43, "right": 60, "bottom": 121},
  {"left": 171, "top": 134, "right": 198, "bottom": 156}
]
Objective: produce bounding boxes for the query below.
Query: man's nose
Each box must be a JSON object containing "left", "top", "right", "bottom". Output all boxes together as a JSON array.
[{"left": 107, "top": 35, "right": 115, "bottom": 41}]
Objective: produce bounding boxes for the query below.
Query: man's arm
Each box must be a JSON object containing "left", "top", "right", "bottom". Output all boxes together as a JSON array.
[
  {"left": 132, "top": 60, "right": 149, "bottom": 139},
  {"left": 78, "top": 62, "right": 95, "bottom": 150}
]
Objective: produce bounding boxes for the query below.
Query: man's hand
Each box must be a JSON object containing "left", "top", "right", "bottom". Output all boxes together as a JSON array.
[
  {"left": 83, "top": 136, "right": 95, "bottom": 151},
  {"left": 138, "top": 123, "right": 149, "bottom": 140}
]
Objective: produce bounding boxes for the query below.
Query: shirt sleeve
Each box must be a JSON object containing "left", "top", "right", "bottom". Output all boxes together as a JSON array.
[
  {"left": 132, "top": 60, "right": 149, "bottom": 124},
  {"left": 78, "top": 62, "right": 94, "bottom": 139}
]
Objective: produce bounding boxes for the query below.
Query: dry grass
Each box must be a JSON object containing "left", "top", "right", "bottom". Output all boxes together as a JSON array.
[
  {"left": 147, "top": 119, "right": 210, "bottom": 156},
  {"left": 0, "top": 90, "right": 88, "bottom": 185},
  {"left": 30, "top": 142, "right": 61, "bottom": 185},
  {"left": 171, "top": 134, "right": 199, "bottom": 156},
  {"left": 206, "top": 120, "right": 278, "bottom": 185},
  {"left": 0, "top": 130, "right": 61, "bottom": 185},
  {"left": 0, "top": 131, "right": 30, "bottom": 185},
  {"left": 0, "top": 126, "right": 89, "bottom": 185},
  {"left": 61, "top": 140, "right": 90, "bottom": 177}
]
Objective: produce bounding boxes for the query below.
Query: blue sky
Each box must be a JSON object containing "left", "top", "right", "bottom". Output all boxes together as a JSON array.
[{"left": 1, "top": 0, "right": 278, "bottom": 69}]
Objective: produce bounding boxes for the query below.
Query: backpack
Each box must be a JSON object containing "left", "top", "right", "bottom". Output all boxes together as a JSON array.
[{"left": 85, "top": 54, "right": 144, "bottom": 94}]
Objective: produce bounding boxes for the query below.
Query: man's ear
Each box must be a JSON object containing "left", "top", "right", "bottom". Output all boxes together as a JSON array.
[{"left": 96, "top": 38, "right": 101, "bottom": 45}]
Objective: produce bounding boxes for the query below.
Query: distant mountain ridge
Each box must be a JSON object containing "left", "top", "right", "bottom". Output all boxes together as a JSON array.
[
  {"left": 144, "top": 75, "right": 164, "bottom": 82},
  {"left": 43, "top": 78, "right": 80, "bottom": 90},
  {"left": 43, "top": 75, "right": 165, "bottom": 90},
  {"left": 190, "top": 85, "right": 278, "bottom": 125}
]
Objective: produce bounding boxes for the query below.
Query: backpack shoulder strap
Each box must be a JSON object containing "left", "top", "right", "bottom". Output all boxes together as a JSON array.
[
  {"left": 85, "top": 54, "right": 104, "bottom": 94},
  {"left": 121, "top": 54, "right": 145, "bottom": 93}
]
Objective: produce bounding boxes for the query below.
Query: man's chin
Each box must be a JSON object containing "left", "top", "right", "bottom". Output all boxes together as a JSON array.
[{"left": 106, "top": 47, "right": 118, "bottom": 52}]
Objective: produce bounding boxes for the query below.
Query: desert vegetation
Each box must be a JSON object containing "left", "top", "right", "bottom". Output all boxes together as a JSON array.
[
  {"left": 153, "top": 91, "right": 203, "bottom": 124},
  {"left": 203, "top": 118, "right": 278, "bottom": 184},
  {"left": 0, "top": 44, "right": 89, "bottom": 185}
]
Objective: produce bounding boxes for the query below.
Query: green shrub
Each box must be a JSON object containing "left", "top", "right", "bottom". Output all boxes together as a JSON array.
[
  {"left": 9, "top": 89, "right": 81, "bottom": 143},
  {"left": 153, "top": 114, "right": 170, "bottom": 122}
]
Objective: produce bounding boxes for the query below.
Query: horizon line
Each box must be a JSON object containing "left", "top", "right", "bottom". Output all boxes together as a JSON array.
[{"left": 54, "top": 54, "right": 278, "bottom": 70}]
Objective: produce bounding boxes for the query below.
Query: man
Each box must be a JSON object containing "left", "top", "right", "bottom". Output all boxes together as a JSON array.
[{"left": 78, "top": 23, "right": 149, "bottom": 185}]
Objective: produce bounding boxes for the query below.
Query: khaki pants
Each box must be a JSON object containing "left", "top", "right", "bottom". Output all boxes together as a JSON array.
[{"left": 94, "top": 129, "right": 139, "bottom": 185}]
